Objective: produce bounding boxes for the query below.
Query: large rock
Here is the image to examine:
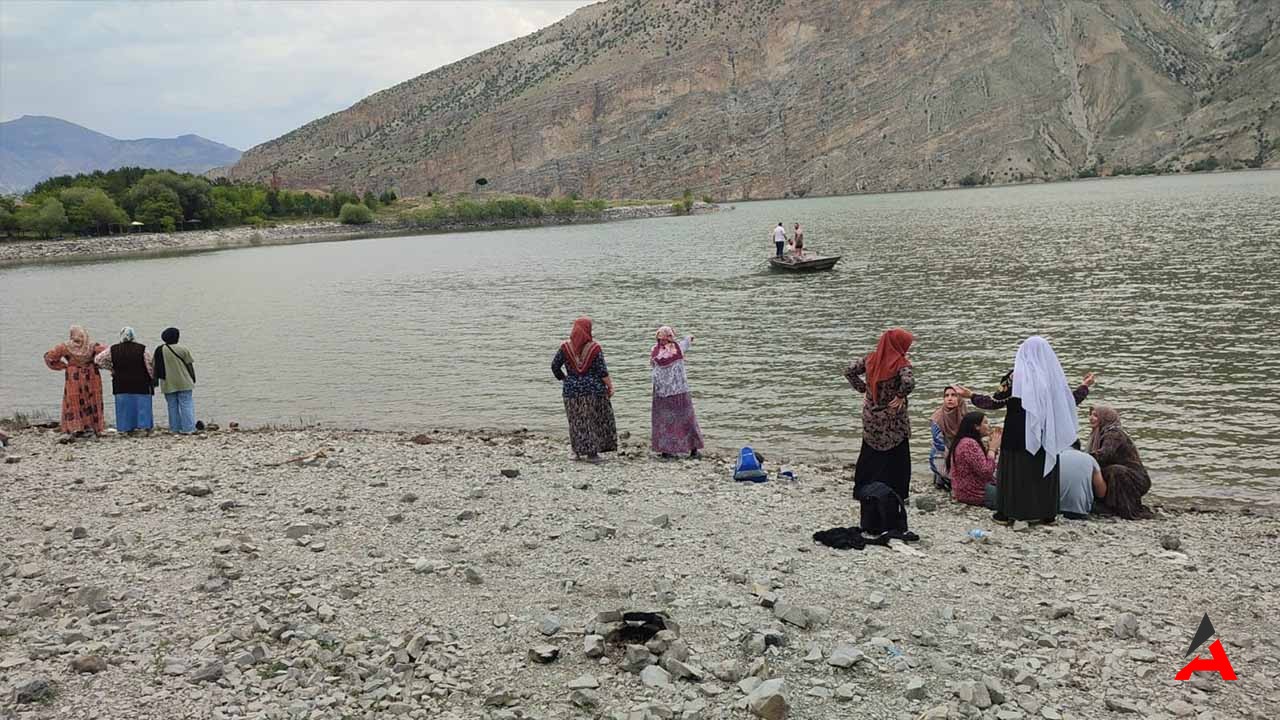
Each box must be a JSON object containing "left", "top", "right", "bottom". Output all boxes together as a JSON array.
[
  {"left": 189, "top": 661, "right": 223, "bottom": 684},
  {"left": 827, "top": 645, "right": 867, "bottom": 669},
  {"left": 1114, "top": 612, "right": 1139, "bottom": 639},
  {"left": 745, "top": 678, "right": 789, "bottom": 720},
  {"left": 640, "top": 664, "right": 671, "bottom": 688},
  {"left": 13, "top": 677, "right": 52, "bottom": 704},
  {"left": 622, "top": 644, "right": 657, "bottom": 672},
  {"left": 69, "top": 655, "right": 108, "bottom": 674}
]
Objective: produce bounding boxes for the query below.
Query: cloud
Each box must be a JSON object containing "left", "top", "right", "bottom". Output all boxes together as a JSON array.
[{"left": 0, "top": 0, "right": 594, "bottom": 150}]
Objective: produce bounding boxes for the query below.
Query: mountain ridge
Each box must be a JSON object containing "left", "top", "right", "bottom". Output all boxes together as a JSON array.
[
  {"left": 226, "top": 0, "right": 1280, "bottom": 200},
  {"left": 0, "top": 115, "right": 242, "bottom": 194}
]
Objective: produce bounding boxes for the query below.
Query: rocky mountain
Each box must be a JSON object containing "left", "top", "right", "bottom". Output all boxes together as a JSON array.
[
  {"left": 0, "top": 116, "right": 242, "bottom": 194},
  {"left": 227, "top": 0, "right": 1280, "bottom": 200}
]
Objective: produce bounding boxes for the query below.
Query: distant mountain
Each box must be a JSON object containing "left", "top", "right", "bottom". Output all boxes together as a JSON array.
[
  {"left": 0, "top": 115, "right": 242, "bottom": 194},
  {"left": 228, "top": 0, "right": 1279, "bottom": 200}
]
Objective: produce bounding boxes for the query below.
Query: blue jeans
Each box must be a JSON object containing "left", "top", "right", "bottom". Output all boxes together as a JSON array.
[
  {"left": 114, "top": 394, "right": 154, "bottom": 432},
  {"left": 165, "top": 390, "right": 196, "bottom": 433},
  {"left": 775, "top": 241, "right": 784, "bottom": 257}
]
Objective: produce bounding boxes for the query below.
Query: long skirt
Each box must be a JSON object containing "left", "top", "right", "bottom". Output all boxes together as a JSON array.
[
  {"left": 114, "top": 394, "right": 154, "bottom": 432},
  {"left": 853, "top": 439, "right": 910, "bottom": 498},
  {"left": 58, "top": 365, "right": 105, "bottom": 434},
  {"left": 563, "top": 393, "right": 618, "bottom": 457},
  {"left": 995, "top": 448, "right": 1059, "bottom": 522},
  {"left": 165, "top": 390, "right": 196, "bottom": 434},
  {"left": 651, "top": 391, "right": 704, "bottom": 455},
  {"left": 1097, "top": 465, "right": 1153, "bottom": 520}
]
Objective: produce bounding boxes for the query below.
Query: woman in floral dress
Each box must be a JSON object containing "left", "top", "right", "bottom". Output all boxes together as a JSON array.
[
  {"left": 43, "top": 325, "right": 107, "bottom": 438},
  {"left": 649, "top": 325, "right": 704, "bottom": 458},
  {"left": 551, "top": 317, "right": 617, "bottom": 462}
]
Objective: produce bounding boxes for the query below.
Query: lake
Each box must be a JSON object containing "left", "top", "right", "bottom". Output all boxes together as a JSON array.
[{"left": 3, "top": 172, "right": 1278, "bottom": 504}]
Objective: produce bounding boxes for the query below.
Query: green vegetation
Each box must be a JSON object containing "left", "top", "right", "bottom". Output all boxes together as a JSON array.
[
  {"left": 958, "top": 172, "right": 988, "bottom": 187},
  {"left": 1188, "top": 156, "right": 1219, "bottom": 173},
  {"left": 3, "top": 166, "right": 389, "bottom": 239},
  {"left": 338, "top": 202, "right": 374, "bottom": 224},
  {"left": 671, "top": 189, "right": 695, "bottom": 215},
  {"left": 1076, "top": 166, "right": 1099, "bottom": 179},
  {"left": 403, "top": 195, "right": 609, "bottom": 227}
]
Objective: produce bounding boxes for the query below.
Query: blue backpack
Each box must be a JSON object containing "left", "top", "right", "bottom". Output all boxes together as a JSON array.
[{"left": 734, "top": 447, "right": 768, "bottom": 483}]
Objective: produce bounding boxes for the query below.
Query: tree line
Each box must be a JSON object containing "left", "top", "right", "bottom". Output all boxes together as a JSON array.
[{"left": 0, "top": 167, "right": 396, "bottom": 238}]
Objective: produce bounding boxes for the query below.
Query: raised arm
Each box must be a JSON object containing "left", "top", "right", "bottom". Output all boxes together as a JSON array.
[
  {"left": 679, "top": 336, "right": 693, "bottom": 353},
  {"left": 44, "top": 345, "right": 68, "bottom": 371},
  {"left": 844, "top": 356, "right": 867, "bottom": 394}
]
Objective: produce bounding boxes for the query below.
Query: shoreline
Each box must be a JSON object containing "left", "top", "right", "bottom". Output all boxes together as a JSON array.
[
  {"left": 0, "top": 424, "right": 1273, "bottom": 719},
  {"left": 0, "top": 202, "right": 722, "bottom": 268},
  {"left": 1, "top": 418, "right": 1269, "bottom": 516}
]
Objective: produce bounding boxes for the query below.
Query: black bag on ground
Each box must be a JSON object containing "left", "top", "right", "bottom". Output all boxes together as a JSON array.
[{"left": 854, "top": 481, "right": 908, "bottom": 534}]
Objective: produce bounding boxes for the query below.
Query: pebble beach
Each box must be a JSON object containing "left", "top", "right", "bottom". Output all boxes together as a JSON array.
[{"left": 0, "top": 425, "right": 1275, "bottom": 720}]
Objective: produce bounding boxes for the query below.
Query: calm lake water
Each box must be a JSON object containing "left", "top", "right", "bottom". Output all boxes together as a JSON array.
[{"left": 2, "top": 172, "right": 1278, "bottom": 504}]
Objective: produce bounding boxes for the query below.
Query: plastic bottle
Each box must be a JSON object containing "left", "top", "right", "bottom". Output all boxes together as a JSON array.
[{"left": 968, "top": 529, "right": 990, "bottom": 540}]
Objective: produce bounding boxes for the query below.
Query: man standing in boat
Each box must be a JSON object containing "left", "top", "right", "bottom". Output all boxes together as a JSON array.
[
  {"left": 772, "top": 222, "right": 788, "bottom": 258},
  {"left": 793, "top": 223, "right": 805, "bottom": 259}
]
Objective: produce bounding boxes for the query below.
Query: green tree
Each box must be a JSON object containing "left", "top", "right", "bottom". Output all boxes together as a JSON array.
[
  {"left": 0, "top": 196, "right": 19, "bottom": 237},
  {"left": 131, "top": 184, "right": 184, "bottom": 231},
  {"left": 378, "top": 189, "right": 397, "bottom": 205},
  {"left": 60, "top": 187, "right": 128, "bottom": 235},
  {"left": 26, "top": 198, "right": 69, "bottom": 237},
  {"left": 338, "top": 202, "right": 373, "bottom": 224}
]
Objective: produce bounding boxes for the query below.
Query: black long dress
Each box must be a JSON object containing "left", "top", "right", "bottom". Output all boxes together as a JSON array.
[{"left": 974, "top": 379, "right": 1090, "bottom": 523}]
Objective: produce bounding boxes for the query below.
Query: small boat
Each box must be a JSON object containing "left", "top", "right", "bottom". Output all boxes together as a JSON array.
[{"left": 768, "top": 254, "right": 841, "bottom": 272}]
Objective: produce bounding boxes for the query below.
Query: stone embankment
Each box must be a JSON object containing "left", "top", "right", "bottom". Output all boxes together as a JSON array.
[
  {"left": 0, "top": 203, "right": 720, "bottom": 267},
  {"left": 0, "top": 426, "right": 1274, "bottom": 719}
]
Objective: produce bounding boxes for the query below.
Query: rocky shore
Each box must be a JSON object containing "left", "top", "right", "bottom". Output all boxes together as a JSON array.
[
  {"left": 0, "top": 426, "right": 1274, "bottom": 720},
  {"left": 0, "top": 203, "right": 720, "bottom": 267}
]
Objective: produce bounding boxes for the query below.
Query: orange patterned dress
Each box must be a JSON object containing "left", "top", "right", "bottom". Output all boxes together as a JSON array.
[{"left": 44, "top": 342, "right": 107, "bottom": 433}]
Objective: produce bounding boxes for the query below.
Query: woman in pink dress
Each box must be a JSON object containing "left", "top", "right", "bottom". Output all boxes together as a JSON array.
[{"left": 649, "top": 326, "right": 704, "bottom": 458}]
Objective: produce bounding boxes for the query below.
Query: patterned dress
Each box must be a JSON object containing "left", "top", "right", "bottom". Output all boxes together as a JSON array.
[
  {"left": 844, "top": 356, "right": 915, "bottom": 503},
  {"left": 1092, "top": 430, "right": 1152, "bottom": 520},
  {"left": 552, "top": 348, "right": 618, "bottom": 457},
  {"left": 650, "top": 337, "right": 704, "bottom": 455},
  {"left": 44, "top": 342, "right": 107, "bottom": 434}
]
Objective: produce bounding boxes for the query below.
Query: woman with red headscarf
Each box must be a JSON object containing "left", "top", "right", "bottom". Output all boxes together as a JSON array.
[
  {"left": 844, "top": 328, "right": 916, "bottom": 530},
  {"left": 43, "top": 325, "right": 107, "bottom": 440},
  {"left": 552, "top": 317, "right": 617, "bottom": 462}
]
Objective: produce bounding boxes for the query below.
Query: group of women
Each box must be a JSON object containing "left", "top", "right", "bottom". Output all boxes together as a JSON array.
[
  {"left": 912, "top": 333, "right": 1152, "bottom": 521},
  {"left": 549, "top": 318, "right": 1153, "bottom": 523},
  {"left": 43, "top": 325, "right": 198, "bottom": 439}
]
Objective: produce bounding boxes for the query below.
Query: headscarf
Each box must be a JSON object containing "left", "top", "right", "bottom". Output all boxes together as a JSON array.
[
  {"left": 650, "top": 325, "right": 684, "bottom": 367},
  {"left": 1012, "top": 336, "right": 1078, "bottom": 475},
  {"left": 119, "top": 327, "right": 137, "bottom": 343},
  {"left": 161, "top": 327, "right": 180, "bottom": 344},
  {"left": 1088, "top": 404, "right": 1122, "bottom": 454},
  {"left": 560, "top": 317, "right": 602, "bottom": 374},
  {"left": 65, "top": 325, "right": 94, "bottom": 361},
  {"left": 864, "top": 328, "right": 913, "bottom": 402},
  {"left": 930, "top": 385, "right": 969, "bottom": 441}
]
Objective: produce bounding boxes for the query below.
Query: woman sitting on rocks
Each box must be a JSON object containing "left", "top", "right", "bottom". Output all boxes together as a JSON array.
[
  {"left": 947, "top": 411, "right": 1002, "bottom": 507},
  {"left": 929, "top": 385, "right": 968, "bottom": 491},
  {"left": 1088, "top": 405, "right": 1153, "bottom": 519}
]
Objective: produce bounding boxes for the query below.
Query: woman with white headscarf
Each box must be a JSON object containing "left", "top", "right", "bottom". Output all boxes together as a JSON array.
[
  {"left": 649, "top": 325, "right": 703, "bottom": 458},
  {"left": 955, "top": 336, "right": 1095, "bottom": 523},
  {"left": 94, "top": 327, "right": 155, "bottom": 434}
]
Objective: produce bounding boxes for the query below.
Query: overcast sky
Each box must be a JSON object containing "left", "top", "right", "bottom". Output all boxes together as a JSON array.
[{"left": 0, "top": 0, "right": 594, "bottom": 151}]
